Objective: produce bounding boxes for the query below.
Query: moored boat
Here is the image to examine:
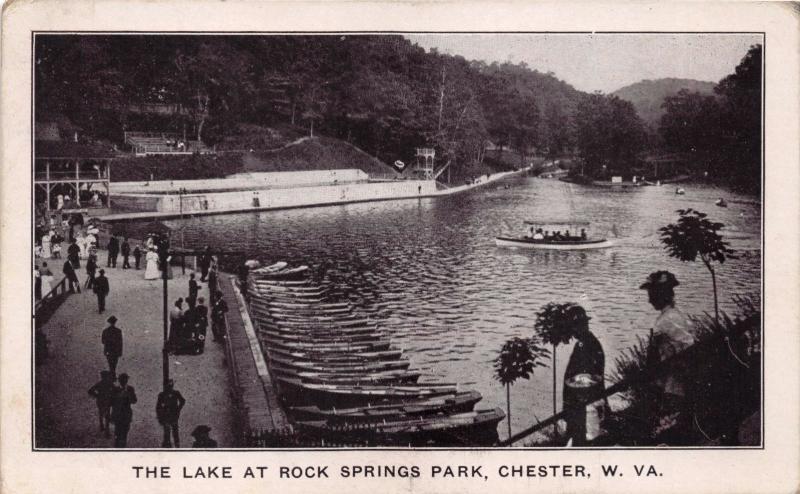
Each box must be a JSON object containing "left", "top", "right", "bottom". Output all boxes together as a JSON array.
[
  {"left": 269, "top": 365, "right": 421, "bottom": 385},
  {"left": 276, "top": 377, "right": 458, "bottom": 407},
  {"left": 263, "top": 337, "right": 393, "bottom": 353},
  {"left": 288, "top": 390, "right": 483, "bottom": 423},
  {"left": 267, "top": 346, "right": 404, "bottom": 363},
  {"left": 266, "top": 352, "right": 410, "bottom": 373},
  {"left": 295, "top": 408, "right": 504, "bottom": 446}
]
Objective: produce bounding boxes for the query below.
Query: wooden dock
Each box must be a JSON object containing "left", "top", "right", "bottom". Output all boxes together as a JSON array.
[{"left": 219, "top": 274, "right": 290, "bottom": 434}]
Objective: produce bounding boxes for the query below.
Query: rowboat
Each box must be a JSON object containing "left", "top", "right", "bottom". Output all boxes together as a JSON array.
[
  {"left": 267, "top": 305, "right": 353, "bottom": 315},
  {"left": 265, "top": 300, "right": 351, "bottom": 310},
  {"left": 496, "top": 220, "right": 613, "bottom": 250},
  {"left": 288, "top": 390, "right": 483, "bottom": 423},
  {"left": 255, "top": 319, "right": 379, "bottom": 333},
  {"left": 266, "top": 353, "right": 410, "bottom": 373},
  {"left": 251, "top": 261, "right": 288, "bottom": 274},
  {"left": 256, "top": 326, "right": 382, "bottom": 340},
  {"left": 262, "top": 315, "right": 372, "bottom": 327},
  {"left": 262, "top": 337, "right": 393, "bottom": 353},
  {"left": 267, "top": 346, "right": 404, "bottom": 363},
  {"left": 268, "top": 365, "right": 421, "bottom": 385},
  {"left": 253, "top": 265, "right": 310, "bottom": 280},
  {"left": 275, "top": 377, "right": 459, "bottom": 407},
  {"left": 258, "top": 329, "right": 386, "bottom": 343},
  {"left": 250, "top": 278, "right": 311, "bottom": 286},
  {"left": 295, "top": 408, "right": 504, "bottom": 446}
]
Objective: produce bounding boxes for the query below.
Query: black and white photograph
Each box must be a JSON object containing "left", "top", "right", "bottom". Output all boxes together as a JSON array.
[{"left": 30, "top": 31, "right": 764, "bottom": 451}]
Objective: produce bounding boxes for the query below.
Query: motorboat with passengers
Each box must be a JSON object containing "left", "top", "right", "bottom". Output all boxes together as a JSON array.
[{"left": 495, "top": 220, "right": 613, "bottom": 250}]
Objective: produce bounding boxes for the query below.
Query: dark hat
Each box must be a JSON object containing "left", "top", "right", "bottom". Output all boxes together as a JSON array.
[
  {"left": 564, "top": 305, "right": 591, "bottom": 324},
  {"left": 192, "top": 425, "right": 212, "bottom": 437},
  {"left": 639, "top": 270, "right": 680, "bottom": 290},
  {"left": 107, "top": 315, "right": 118, "bottom": 324}
]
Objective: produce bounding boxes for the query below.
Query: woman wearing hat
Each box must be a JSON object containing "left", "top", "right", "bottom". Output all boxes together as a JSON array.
[
  {"left": 562, "top": 305, "right": 607, "bottom": 446},
  {"left": 640, "top": 270, "right": 698, "bottom": 444}
]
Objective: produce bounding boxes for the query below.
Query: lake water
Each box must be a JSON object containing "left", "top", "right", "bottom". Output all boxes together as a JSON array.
[{"left": 163, "top": 176, "right": 762, "bottom": 440}]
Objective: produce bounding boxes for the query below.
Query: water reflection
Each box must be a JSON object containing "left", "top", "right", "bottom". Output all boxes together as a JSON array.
[{"left": 163, "top": 177, "right": 761, "bottom": 439}]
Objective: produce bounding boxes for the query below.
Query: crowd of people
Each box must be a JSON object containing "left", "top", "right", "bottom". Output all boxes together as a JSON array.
[
  {"left": 36, "top": 223, "right": 228, "bottom": 448},
  {"left": 526, "top": 227, "right": 589, "bottom": 241}
]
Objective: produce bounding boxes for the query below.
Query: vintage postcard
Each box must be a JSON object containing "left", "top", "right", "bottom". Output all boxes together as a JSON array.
[{"left": 2, "top": 1, "right": 798, "bottom": 493}]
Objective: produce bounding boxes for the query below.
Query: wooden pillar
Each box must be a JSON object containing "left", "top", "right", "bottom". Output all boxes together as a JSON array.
[
  {"left": 75, "top": 160, "right": 81, "bottom": 206},
  {"left": 45, "top": 161, "right": 51, "bottom": 212}
]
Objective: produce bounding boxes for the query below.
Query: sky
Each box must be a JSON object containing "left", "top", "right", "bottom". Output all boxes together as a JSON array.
[{"left": 405, "top": 34, "right": 762, "bottom": 93}]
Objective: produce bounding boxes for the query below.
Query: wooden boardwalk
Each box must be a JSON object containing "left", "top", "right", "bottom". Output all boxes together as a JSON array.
[{"left": 218, "top": 274, "right": 290, "bottom": 433}]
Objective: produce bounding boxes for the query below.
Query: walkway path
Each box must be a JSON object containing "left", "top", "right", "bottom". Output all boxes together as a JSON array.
[
  {"left": 99, "top": 166, "right": 533, "bottom": 222},
  {"left": 35, "top": 249, "right": 236, "bottom": 448}
]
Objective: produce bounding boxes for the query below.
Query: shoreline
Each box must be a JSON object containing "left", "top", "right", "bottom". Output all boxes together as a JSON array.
[{"left": 99, "top": 166, "right": 532, "bottom": 223}]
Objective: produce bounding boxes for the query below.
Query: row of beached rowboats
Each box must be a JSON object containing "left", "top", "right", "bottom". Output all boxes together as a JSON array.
[{"left": 245, "top": 261, "right": 504, "bottom": 446}]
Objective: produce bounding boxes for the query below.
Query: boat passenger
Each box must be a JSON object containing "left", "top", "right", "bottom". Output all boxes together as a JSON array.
[
  {"left": 532, "top": 229, "right": 544, "bottom": 240},
  {"left": 565, "top": 230, "right": 571, "bottom": 240},
  {"left": 580, "top": 229, "right": 587, "bottom": 240},
  {"left": 544, "top": 230, "right": 550, "bottom": 239}
]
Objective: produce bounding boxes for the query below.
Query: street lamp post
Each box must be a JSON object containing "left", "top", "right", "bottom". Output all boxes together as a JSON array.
[{"left": 158, "top": 236, "right": 170, "bottom": 391}]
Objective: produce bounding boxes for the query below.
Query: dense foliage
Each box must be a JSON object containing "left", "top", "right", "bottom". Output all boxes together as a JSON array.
[
  {"left": 35, "top": 36, "right": 759, "bottom": 191},
  {"left": 658, "top": 45, "right": 762, "bottom": 193}
]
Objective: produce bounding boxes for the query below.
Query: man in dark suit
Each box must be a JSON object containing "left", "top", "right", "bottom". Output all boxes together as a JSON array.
[
  {"left": 107, "top": 235, "right": 119, "bottom": 268},
  {"left": 156, "top": 379, "right": 186, "bottom": 447},
  {"left": 62, "top": 259, "right": 81, "bottom": 293},
  {"left": 101, "top": 315, "right": 123, "bottom": 377},
  {"left": 120, "top": 237, "right": 131, "bottom": 269},
  {"left": 187, "top": 273, "right": 200, "bottom": 309},
  {"left": 193, "top": 297, "right": 209, "bottom": 353},
  {"left": 111, "top": 373, "right": 137, "bottom": 448},
  {"left": 67, "top": 239, "right": 81, "bottom": 269},
  {"left": 94, "top": 269, "right": 110, "bottom": 313}
]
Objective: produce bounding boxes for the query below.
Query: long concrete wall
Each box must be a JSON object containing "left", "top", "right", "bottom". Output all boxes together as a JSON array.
[
  {"left": 111, "top": 169, "right": 368, "bottom": 194},
  {"left": 114, "top": 180, "right": 438, "bottom": 214}
]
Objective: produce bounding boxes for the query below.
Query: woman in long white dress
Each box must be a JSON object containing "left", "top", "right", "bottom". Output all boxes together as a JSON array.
[
  {"left": 144, "top": 249, "right": 160, "bottom": 280},
  {"left": 40, "top": 262, "right": 54, "bottom": 296},
  {"left": 76, "top": 232, "right": 89, "bottom": 259},
  {"left": 40, "top": 232, "right": 52, "bottom": 259}
]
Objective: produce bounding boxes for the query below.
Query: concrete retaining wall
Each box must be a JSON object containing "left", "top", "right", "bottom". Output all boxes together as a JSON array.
[
  {"left": 115, "top": 180, "right": 438, "bottom": 213},
  {"left": 111, "top": 169, "right": 368, "bottom": 194}
]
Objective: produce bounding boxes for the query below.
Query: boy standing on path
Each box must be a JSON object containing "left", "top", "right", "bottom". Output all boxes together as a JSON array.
[
  {"left": 187, "top": 273, "right": 200, "bottom": 309},
  {"left": 93, "top": 269, "right": 110, "bottom": 313},
  {"left": 107, "top": 235, "right": 119, "bottom": 268},
  {"left": 133, "top": 245, "right": 142, "bottom": 270},
  {"left": 156, "top": 379, "right": 186, "bottom": 447},
  {"left": 101, "top": 316, "right": 123, "bottom": 377},
  {"left": 121, "top": 237, "right": 131, "bottom": 269},
  {"left": 87, "top": 370, "right": 116, "bottom": 437}
]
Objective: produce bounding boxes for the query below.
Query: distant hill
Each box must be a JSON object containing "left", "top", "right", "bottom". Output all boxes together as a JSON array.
[{"left": 612, "top": 78, "right": 716, "bottom": 128}]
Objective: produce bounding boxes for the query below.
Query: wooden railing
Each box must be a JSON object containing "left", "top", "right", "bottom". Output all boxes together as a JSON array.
[{"left": 35, "top": 276, "right": 71, "bottom": 329}]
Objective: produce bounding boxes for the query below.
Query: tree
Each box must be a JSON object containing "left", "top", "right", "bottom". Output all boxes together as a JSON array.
[
  {"left": 534, "top": 302, "right": 581, "bottom": 436},
  {"left": 575, "top": 94, "right": 646, "bottom": 178},
  {"left": 659, "top": 209, "right": 737, "bottom": 324},
  {"left": 493, "top": 337, "right": 549, "bottom": 438}
]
